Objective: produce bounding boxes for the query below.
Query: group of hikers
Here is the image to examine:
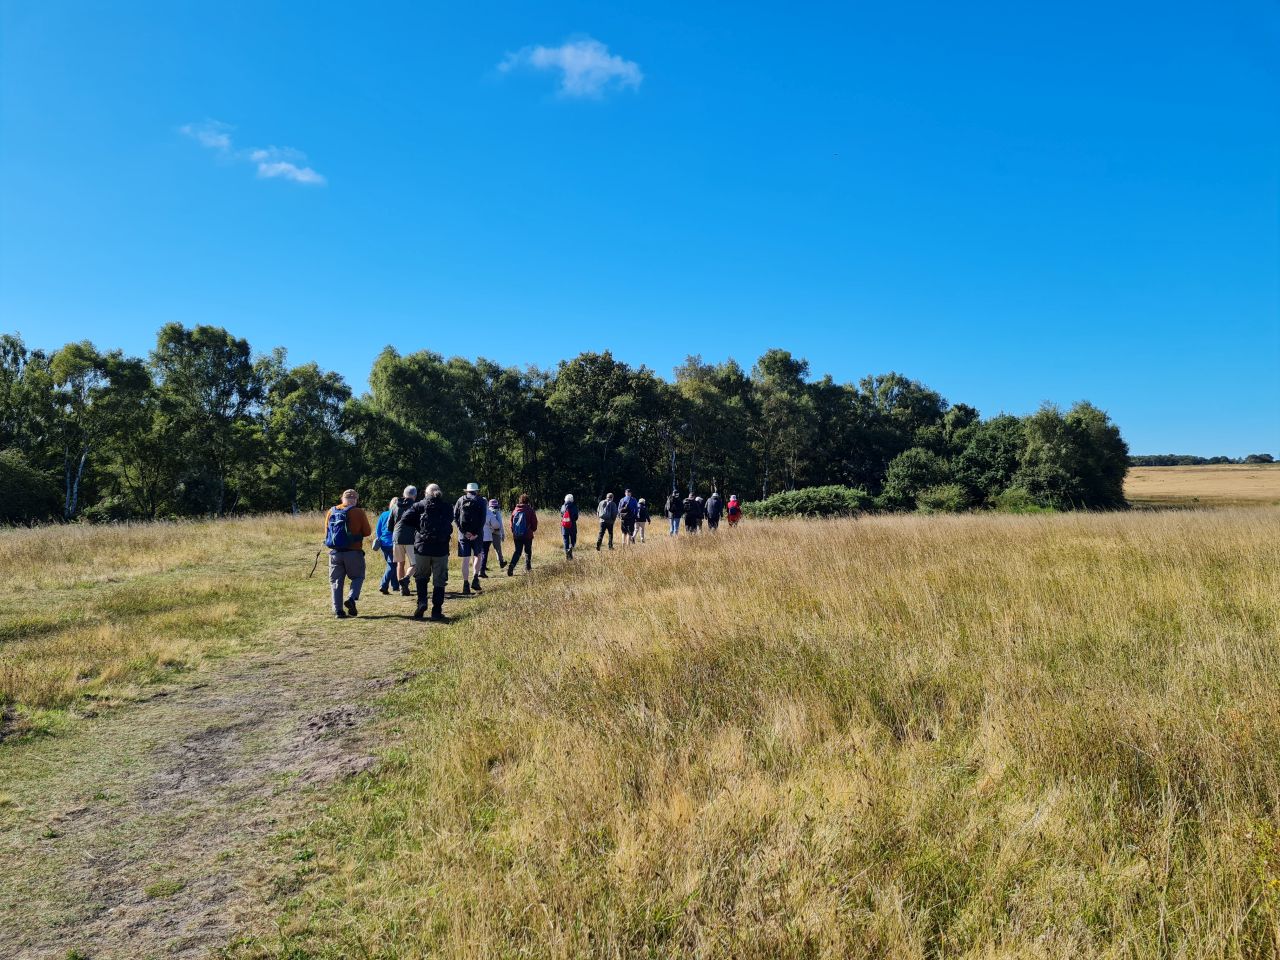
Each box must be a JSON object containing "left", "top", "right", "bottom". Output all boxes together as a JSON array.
[{"left": 322, "top": 484, "right": 743, "bottom": 622}]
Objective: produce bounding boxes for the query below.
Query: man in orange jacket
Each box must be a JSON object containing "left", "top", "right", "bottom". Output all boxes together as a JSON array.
[{"left": 324, "top": 488, "right": 373, "bottom": 618}]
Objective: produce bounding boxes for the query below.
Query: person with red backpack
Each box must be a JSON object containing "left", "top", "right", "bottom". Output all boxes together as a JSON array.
[
  {"left": 324, "top": 488, "right": 373, "bottom": 619},
  {"left": 507, "top": 494, "right": 539, "bottom": 575},
  {"left": 560, "top": 493, "right": 579, "bottom": 559},
  {"left": 726, "top": 494, "right": 743, "bottom": 527}
]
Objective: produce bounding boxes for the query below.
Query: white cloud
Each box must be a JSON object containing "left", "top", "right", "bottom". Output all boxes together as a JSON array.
[
  {"left": 180, "top": 121, "right": 326, "bottom": 185},
  {"left": 500, "top": 37, "right": 642, "bottom": 98}
]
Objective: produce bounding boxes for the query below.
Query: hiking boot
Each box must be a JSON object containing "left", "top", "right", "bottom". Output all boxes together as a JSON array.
[
  {"left": 379, "top": 585, "right": 390, "bottom": 595},
  {"left": 400, "top": 583, "right": 411, "bottom": 597},
  {"left": 479, "top": 570, "right": 489, "bottom": 578},
  {"left": 462, "top": 582, "right": 471, "bottom": 596},
  {"left": 506, "top": 563, "right": 514, "bottom": 577},
  {"left": 412, "top": 606, "right": 427, "bottom": 621},
  {"left": 430, "top": 609, "right": 448, "bottom": 622},
  {"left": 471, "top": 576, "right": 482, "bottom": 591},
  {"left": 334, "top": 609, "right": 347, "bottom": 619},
  {"left": 344, "top": 600, "right": 358, "bottom": 617}
]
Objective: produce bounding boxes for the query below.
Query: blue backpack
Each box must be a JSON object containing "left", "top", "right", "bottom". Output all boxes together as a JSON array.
[
  {"left": 325, "top": 506, "right": 352, "bottom": 549},
  {"left": 512, "top": 509, "right": 529, "bottom": 538}
]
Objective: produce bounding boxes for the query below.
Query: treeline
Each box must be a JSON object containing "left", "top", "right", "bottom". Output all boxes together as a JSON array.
[
  {"left": 1, "top": 324, "right": 1130, "bottom": 523},
  {"left": 1130, "top": 454, "right": 1275, "bottom": 467}
]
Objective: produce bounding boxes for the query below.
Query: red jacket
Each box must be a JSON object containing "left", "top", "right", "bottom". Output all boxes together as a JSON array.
[{"left": 510, "top": 503, "right": 539, "bottom": 539}]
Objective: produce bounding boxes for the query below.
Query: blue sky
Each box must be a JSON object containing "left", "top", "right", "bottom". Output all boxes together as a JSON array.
[{"left": 2, "top": 1, "right": 1276, "bottom": 455}]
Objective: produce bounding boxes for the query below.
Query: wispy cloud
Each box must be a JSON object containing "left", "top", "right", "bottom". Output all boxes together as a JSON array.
[
  {"left": 499, "top": 37, "right": 642, "bottom": 99},
  {"left": 180, "top": 121, "right": 326, "bottom": 185}
]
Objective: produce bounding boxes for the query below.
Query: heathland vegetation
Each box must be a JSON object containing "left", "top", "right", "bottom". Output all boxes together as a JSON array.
[{"left": 2, "top": 325, "right": 1130, "bottom": 524}]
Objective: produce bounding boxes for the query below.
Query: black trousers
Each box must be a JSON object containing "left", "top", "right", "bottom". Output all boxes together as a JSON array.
[
  {"left": 509, "top": 537, "right": 533, "bottom": 569},
  {"left": 597, "top": 521, "right": 614, "bottom": 549}
]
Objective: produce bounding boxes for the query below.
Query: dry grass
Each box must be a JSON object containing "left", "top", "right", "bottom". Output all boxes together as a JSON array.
[
  {"left": 1126, "top": 465, "right": 1280, "bottom": 507},
  {"left": 231, "top": 508, "right": 1280, "bottom": 959},
  {"left": 0, "top": 514, "right": 318, "bottom": 733}
]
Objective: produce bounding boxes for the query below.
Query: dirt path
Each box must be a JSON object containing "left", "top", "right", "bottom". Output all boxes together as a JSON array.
[{"left": 0, "top": 595, "right": 445, "bottom": 959}]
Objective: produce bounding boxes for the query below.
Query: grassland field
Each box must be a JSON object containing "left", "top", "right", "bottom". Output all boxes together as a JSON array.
[
  {"left": 1125, "top": 464, "right": 1280, "bottom": 508},
  {"left": 2, "top": 476, "right": 1280, "bottom": 958}
]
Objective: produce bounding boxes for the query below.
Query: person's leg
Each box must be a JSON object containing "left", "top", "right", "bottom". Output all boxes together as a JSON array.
[
  {"left": 345, "top": 551, "right": 365, "bottom": 613},
  {"left": 381, "top": 546, "right": 397, "bottom": 591},
  {"left": 396, "top": 545, "right": 412, "bottom": 594},
  {"left": 524, "top": 539, "right": 533, "bottom": 569},
  {"left": 562, "top": 527, "right": 571, "bottom": 556},
  {"left": 596, "top": 523, "right": 605, "bottom": 550},
  {"left": 328, "top": 551, "right": 345, "bottom": 616},
  {"left": 638, "top": 522, "right": 646, "bottom": 543},
  {"left": 430, "top": 554, "right": 448, "bottom": 620},
  {"left": 480, "top": 541, "right": 490, "bottom": 576},
  {"left": 607, "top": 522, "right": 614, "bottom": 549},
  {"left": 570, "top": 525, "right": 577, "bottom": 555},
  {"left": 508, "top": 539, "right": 524, "bottom": 574}
]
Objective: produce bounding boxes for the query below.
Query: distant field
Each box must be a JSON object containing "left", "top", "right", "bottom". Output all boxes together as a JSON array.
[{"left": 1126, "top": 464, "right": 1280, "bottom": 506}]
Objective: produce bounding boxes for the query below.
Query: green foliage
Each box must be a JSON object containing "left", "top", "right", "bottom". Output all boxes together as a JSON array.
[
  {"left": 916, "top": 483, "right": 971, "bottom": 513},
  {"left": 992, "top": 486, "right": 1055, "bottom": 514},
  {"left": 743, "top": 485, "right": 872, "bottom": 518},
  {"left": 0, "top": 449, "right": 59, "bottom": 523},
  {"left": 0, "top": 327, "right": 1135, "bottom": 522},
  {"left": 881, "top": 447, "right": 951, "bottom": 509}
]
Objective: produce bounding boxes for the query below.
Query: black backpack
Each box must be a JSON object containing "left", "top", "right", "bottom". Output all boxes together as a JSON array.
[
  {"left": 419, "top": 500, "right": 453, "bottom": 544},
  {"left": 620, "top": 501, "right": 634, "bottom": 521},
  {"left": 460, "top": 494, "right": 486, "bottom": 531}
]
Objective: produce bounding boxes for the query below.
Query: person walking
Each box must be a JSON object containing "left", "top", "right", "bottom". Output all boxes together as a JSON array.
[
  {"left": 560, "top": 493, "right": 579, "bottom": 559},
  {"left": 596, "top": 492, "right": 618, "bottom": 550},
  {"left": 507, "top": 494, "right": 539, "bottom": 574},
  {"left": 683, "top": 491, "right": 703, "bottom": 534},
  {"left": 705, "top": 491, "right": 724, "bottom": 532},
  {"left": 324, "top": 488, "right": 373, "bottom": 619},
  {"left": 375, "top": 497, "right": 400, "bottom": 594},
  {"left": 664, "top": 490, "right": 684, "bottom": 536},
  {"left": 618, "top": 488, "right": 639, "bottom": 546},
  {"left": 636, "top": 498, "right": 650, "bottom": 542},
  {"left": 401, "top": 483, "right": 453, "bottom": 621},
  {"left": 390, "top": 485, "right": 419, "bottom": 596},
  {"left": 726, "top": 494, "right": 743, "bottom": 527},
  {"left": 481, "top": 497, "right": 505, "bottom": 576},
  {"left": 454, "top": 482, "right": 488, "bottom": 595}
]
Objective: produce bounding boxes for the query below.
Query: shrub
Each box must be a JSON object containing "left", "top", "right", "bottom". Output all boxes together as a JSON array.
[
  {"left": 743, "top": 485, "right": 872, "bottom": 518},
  {"left": 916, "top": 483, "right": 971, "bottom": 514},
  {"left": 992, "top": 486, "right": 1055, "bottom": 514},
  {"left": 0, "top": 449, "right": 60, "bottom": 524},
  {"left": 881, "top": 447, "right": 950, "bottom": 509}
]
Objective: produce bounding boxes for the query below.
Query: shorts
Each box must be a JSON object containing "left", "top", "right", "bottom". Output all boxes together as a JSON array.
[
  {"left": 393, "top": 543, "right": 410, "bottom": 563},
  {"left": 620, "top": 518, "right": 636, "bottom": 534},
  {"left": 457, "top": 536, "right": 483, "bottom": 557}
]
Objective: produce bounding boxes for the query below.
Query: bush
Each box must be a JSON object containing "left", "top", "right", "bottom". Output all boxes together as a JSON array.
[
  {"left": 743, "top": 485, "right": 872, "bottom": 519},
  {"left": 916, "top": 483, "right": 971, "bottom": 514},
  {"left": 992, "top": 486, "right": 1055, "bottom": 514},
  {"left": 881, "top": 447, "right": 951, "bottom": 509},
  {"left": 0, "top": 449, "right": 60, "bottom": 524}
]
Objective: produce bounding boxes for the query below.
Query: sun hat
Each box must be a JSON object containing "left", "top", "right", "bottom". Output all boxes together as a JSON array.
[
  {"left": 488, "top": 498, "right": 499, "bottom": 508},
  {"left": 466, "top": 482, "right": 480, "bottom": 493}
]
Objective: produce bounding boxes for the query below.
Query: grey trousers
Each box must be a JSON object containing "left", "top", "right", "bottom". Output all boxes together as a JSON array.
[{"left": 328, "top": 550, "right": 366, "bottom": 611}]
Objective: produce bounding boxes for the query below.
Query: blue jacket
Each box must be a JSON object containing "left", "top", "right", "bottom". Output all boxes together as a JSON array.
[
  {"left": 619, "top": 495, "right": 639, "bottom": 518},
  {"left": 374, "top": 509, "right": 395, "bottom": 549}
]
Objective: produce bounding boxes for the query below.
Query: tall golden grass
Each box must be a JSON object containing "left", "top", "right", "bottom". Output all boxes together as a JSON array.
[{"left": 232, "top": 508, "right": 1280, "bottom": 959}]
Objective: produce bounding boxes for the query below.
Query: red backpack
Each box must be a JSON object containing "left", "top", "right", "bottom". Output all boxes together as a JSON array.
[{"left": 561, "top": 508, "right": 573, "bottom": 527}]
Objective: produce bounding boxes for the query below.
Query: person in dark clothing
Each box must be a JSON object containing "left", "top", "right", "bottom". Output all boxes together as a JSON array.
[
  {"left": 399, "top": 483, "right": 452, "bottom": 621},
  {"left": 507, "top": 494, "right": 539, "bottom": 574},
  {"left": 560, "top": 494, "right": 579, "bottom": 559},
  {"left": 596, "top": 492, "right": 618, "bottom": 550},
  {"left": 390, "top": 486, "right": 419, "bottom": 595},
  {"left": 454, "top": 482, "right": 488, "bottom": 595},
  {"left": 636, "top": 498, "right": 650, "bottom": 542},
  {"left": 704, "top": 492, "right": 724, "bottom": 532},
  {"left": 664, "top": 491, "right": 684, "bottom": 536},
  {"left": 618, "top": 491, "right": 638, "bottom": 546},
  {"left": 683, "top": 492, "right": 703, "bottom": 533}
]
